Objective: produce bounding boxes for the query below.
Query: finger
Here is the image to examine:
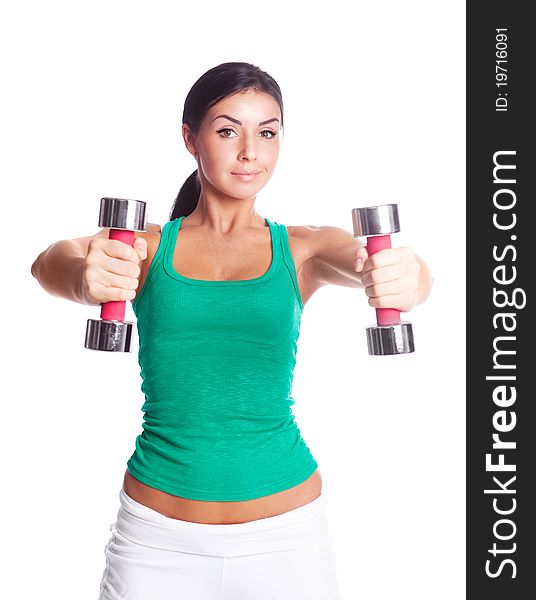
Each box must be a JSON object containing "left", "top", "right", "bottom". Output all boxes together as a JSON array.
[
  {"left": 363, "top": 280, "right": 405, "bottom": 299},
  {"left": 102, "top": 271, "right": 141, "bottom": 290},
  {"left": 134, "top": 237, "right": 148, "bottom": 260},
  {"left": 101, "top": 287, "right": 138, "bottom": 302},
  {"left": 104, "top": 255, "right": 141, "bottom": 279},
  {"left": 353, "top": 246, "right": 368, "bottom": 272},
  {"left": 367, "top": 293, "right": 410, "bottom": 311},
  {"left": 103, "top": 239, "right": 141, "bottom": 263},
  {"left": 361, "top": 264, "right": 404, "bottom": 287},
  {"left": 362, "top": 247, "right": 414, "bottom": 271}
]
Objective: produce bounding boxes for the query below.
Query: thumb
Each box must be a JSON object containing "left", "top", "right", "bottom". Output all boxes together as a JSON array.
[
  {"left": 134, "top": 237, "right": 148, "bottom": 260},
  {"left": 354, "top": 246, "right": 369, "bottom": 273}
]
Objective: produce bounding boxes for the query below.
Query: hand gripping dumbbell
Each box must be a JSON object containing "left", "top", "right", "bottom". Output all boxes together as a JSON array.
[
  {"left": 351, "top": 204, "right": 415, "bottom": 356},
  {"left": 84, "top": 197, "right": 147, "bottom": 352}
]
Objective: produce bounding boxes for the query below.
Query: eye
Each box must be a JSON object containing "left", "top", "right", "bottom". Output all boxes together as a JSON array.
[
  {"left": 216, "top": 128, "right": 278, "bottom": 139},
  {"left": 217, "top": 127, "right": 237, "bottom": 138}
]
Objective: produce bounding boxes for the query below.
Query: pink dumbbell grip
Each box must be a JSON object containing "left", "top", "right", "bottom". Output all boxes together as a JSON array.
[
  {"left": 100, "top": 228, "right": 135, "bottom": 321},
  {"left": 365, "top": 234, "right": 400, "bottom": 326}
]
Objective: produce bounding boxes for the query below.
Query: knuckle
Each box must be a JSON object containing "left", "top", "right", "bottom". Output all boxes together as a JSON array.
[
  {"left": 373, "top": 296, "right": 382, "bottom": 308},
  {"left": 368, "top": 269, "right": 380, "bottom": 284},
  {"left": 368, "top": 250, "right": 385, "bottom": 269},
  {"left": 376, "top": 296, "right": 388, "bottom": 308},
  {"left": 368, "top": 284, "right": 379, "bottom": 297},
  {"left": 91, "top": 238, "right": 105, "bottom": 254},
  {"left": 86, "top": 284, "right": 98, "bottom": 302},
  {"left": 82, "top": 260, "right": 94, "bottom": 280},
  {"left": 115, "top": 275, "right": 127, "bottom": 289},
  {"left": 367, "top": 255, "right": 378, "bottom": 269},
  {"left": 111, "top": 240, "right": 128, "bottom": 258},
  {"left": 118, "top": 243, "right": 130, "bottom": 259},
  {"left": 87, "top": 255, "right": 100, "bottom": 269},
  {"left": 124, "top": 264, "right": 138, "bottom": 279}
]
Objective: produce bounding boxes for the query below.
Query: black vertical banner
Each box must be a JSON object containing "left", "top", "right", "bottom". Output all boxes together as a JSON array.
[{"left": 467, "top": 3, "right": 533, "bottom": 598}]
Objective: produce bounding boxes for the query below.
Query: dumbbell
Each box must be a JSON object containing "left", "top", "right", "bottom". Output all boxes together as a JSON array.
[
  {"left": 84, "top": 197, "right": 147, "bottom": 352},
  {"left": 351, "top": 204, "right": 415, "bottom": 355}
]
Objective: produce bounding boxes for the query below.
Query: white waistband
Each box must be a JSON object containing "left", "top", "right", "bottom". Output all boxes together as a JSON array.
[{"left": 114, "top": 487, "right": 333, "bottom": 557}]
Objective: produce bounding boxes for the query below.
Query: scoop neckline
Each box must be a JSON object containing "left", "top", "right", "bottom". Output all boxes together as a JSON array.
[{"left": 163, "top": 215, "right": 280, "bottom": 286}]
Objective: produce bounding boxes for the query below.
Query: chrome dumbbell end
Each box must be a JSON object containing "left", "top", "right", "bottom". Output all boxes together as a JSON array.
[
  {"left": 85, "top": 319, "right": 134, "bottom": 352},
  {"left": 98, "top": 197, "right": 147, "bottom": 232},
  {"left": 351, "top": 204, "right": 400, "bottom": 238},
  {"left": 365, "top": 322, "right": 415, "bottom": 356}
]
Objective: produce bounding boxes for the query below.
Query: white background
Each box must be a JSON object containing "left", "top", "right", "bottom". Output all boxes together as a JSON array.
[{"left": 1, "top": 1, "right": 465, "bottom": 598}]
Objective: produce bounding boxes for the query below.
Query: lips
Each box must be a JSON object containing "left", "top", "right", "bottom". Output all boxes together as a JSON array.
[{"left": 231, "top": 171, "right": 261, "bottom": 181}]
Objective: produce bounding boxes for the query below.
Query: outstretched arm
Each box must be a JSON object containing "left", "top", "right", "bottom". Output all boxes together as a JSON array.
[{"left": 307, "top": 225, "right": 433, "bottom": 312}]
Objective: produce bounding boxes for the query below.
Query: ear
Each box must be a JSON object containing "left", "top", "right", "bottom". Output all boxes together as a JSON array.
[{"left": 182, "top": 123, "right": 199, "bottom": 158}]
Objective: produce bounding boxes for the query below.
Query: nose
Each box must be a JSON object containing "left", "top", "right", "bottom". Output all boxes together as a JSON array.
[{"left": 237, "top": 133, "right": 257, "bottom": 161}]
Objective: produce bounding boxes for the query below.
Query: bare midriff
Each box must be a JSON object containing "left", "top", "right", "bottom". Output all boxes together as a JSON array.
[{"left": 122, "top": 468, "right": 322, "bottom": 524}]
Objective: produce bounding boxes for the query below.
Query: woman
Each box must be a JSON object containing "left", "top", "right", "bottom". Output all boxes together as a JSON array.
[{"left": 31, "top": 61, "right": 432, "bottom": 599}]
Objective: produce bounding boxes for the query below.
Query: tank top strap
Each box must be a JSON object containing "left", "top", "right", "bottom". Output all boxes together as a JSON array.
[
  {"left": 263, "top": 216, "right": 281, "bottom": 269},
  {"left": 131, "top": 219, "right": 177, "bottom": 310},
  {"left": 163, "top": 217, "right": 180, "bottom": 254},
  {"left": 272, "top": 221, "right": 305, "bottom": 311},
  {"left": 151, "top": 219, "right": 177, "bottom": 274}
]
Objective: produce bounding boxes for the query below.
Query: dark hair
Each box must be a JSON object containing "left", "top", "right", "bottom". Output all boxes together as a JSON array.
[{"left": 169, "top": 62, "right": 284, "bottom": 221}]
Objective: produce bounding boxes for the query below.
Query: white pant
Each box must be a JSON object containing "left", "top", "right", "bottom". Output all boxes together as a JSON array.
[{"left": 98, "top": 486, "right": 343, "bottom": 600}]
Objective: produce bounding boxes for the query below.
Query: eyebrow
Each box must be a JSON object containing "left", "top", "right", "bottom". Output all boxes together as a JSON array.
[{"left": 211, "top": 114, "right": 280, "bottom": 126}]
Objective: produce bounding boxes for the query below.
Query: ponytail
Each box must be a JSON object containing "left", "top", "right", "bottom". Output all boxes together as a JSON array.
[{"left": 169, "top": 169, "right": 201, "bottom": 221}]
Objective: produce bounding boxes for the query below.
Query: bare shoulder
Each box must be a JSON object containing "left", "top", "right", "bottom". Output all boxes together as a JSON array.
[
  {"left": 137, "top": 222, "right": 162, "bottom": 238},
  {"left": 138, "top": 223, "right": 162, "bottom": 244},
  {"left": 284, "top": 225, "right": 329, "bottom": 303},
  {"left": 146, "top": 222, "right": 162, "bottom": 234},
  {"left": 286, "top": 224, "right": 355, "bottom": 261},
  {"left": 286, "top": 224, "right": 321, "bottom": 266}
]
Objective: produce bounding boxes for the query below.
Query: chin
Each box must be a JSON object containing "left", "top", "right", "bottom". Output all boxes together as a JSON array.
[{"left": 225, "top": 181, "right": 267, "bottom": 198}]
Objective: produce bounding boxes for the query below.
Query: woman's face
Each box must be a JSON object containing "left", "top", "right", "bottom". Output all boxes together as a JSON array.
[{"left": 183, "top": 88, "right": 281, "bottom": 201}]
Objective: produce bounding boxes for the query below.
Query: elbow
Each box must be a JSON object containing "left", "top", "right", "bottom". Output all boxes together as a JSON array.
[
  {"left": 31, "top": 247, "right": 49, "bottom": 281},
  {"left": 31, "top": 255, "right": 42, "bottom": 280}
]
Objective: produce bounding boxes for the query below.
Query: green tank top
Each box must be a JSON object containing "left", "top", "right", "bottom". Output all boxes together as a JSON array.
[{"left": 126, "top": 216, "right": 318, "bottom": 501}]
